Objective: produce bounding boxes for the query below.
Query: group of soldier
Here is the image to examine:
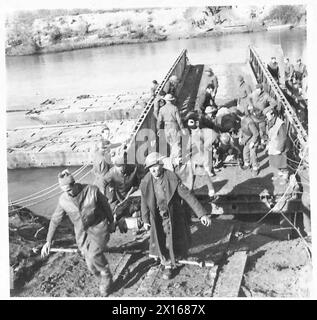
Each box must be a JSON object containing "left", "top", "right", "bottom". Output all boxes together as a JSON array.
[
  {"left": 40, "top": 57, "right": 306, "bottom": 297},
  {"left": 151, "top": 65, "right": 291, "bottom": 183},
  {"left": 267, "top": 56, "right": 308, "bottom": 99}
]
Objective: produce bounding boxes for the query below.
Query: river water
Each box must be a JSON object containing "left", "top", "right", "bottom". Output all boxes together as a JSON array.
[{"left": 6, "top": 28, "right": 307, "bottom": 217}]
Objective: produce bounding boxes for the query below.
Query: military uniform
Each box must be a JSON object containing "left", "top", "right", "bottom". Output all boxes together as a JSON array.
[
  {"left": 157, "top": 101, "right": 184, "bottom": 162},
  {"left": 103, "top": 165, "right": 140, "bottom": 220},
  {"left": 92, "top": 149, "right": 112, "bottom": 195},
  {"left": 46, "top": 184, "right": 114, "bottom": 277},
  {"left": 248, "top": 89, "right": 277, "bottom": 140},
  {"left": 140, "top": 169, "right": 207, "bottom": 267},
  {"left": 267, "top": 62, "right": 280, "bottom": 83},
  {"left": 294, "top": 62, "right": 307, "bottom": 87},
  {"left": 237, "top": 80, "right": 252, "bottom": 115},
  {"left": 240, "top": 115, "right": 260, "bottom": 171}
]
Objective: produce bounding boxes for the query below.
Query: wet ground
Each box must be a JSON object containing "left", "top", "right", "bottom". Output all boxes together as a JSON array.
[{"left": 9, "top": 207, "right": 312, "bottom": 298}]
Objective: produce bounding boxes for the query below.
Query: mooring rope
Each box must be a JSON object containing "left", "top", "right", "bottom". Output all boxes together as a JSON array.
[
  {"left": 241, "top": 146, "right": 311, "bottom": 257},
  {"left": 9, "top": 168, "right": 92, "bottom": 214},
  {"left": 10, "top": 164, "right": 89, "bottom": 205}
]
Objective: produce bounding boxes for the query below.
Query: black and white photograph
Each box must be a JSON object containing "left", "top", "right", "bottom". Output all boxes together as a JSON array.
[{"left": 1, "top": 0, "right": 315, "bottom": 299}]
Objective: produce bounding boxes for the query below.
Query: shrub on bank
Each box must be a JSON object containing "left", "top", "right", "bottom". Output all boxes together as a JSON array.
[
  {"left": 264, "top": 5, "right": 306, "bottom": 25},
  {"left": 97, "top": 28, "right": 112, "bottom": 39},
  {"left": 121, "top": 18, "right": 132, "bottom": 26},
  {"left": 130, "top": 29, "right": 145, "bottom": 39}
]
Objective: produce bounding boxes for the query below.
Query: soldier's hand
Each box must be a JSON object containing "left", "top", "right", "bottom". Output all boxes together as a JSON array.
[
  {"left": 41, "top": 241, "right": 51, "bottom": 258},
  {"left": 181, "top": 129, "right": 188, "bottom": 136},
  {"left": 200, "top": 215, "right": 211, "bottom": 227},
  {"left": 208, "top": 188, "right": 216, "bottom": 198},
  {"left": 144, "top": 223, "right": 151, "bottom": 231}
]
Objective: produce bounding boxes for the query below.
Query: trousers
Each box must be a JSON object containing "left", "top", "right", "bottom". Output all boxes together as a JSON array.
[{"left": 243, "top": 140, "right": 259, "bottom": 170}]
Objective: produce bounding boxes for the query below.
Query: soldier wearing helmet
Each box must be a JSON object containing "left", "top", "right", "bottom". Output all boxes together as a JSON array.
[{"left": 140, "top": 152, "right": 211, "bottom": 280}]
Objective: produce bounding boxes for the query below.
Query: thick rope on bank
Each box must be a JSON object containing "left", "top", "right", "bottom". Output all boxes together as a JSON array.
[
  {"left": 10, "top": 164, "right": 89, "bottom": 206},
  {"left": 8, "top": 167, "right": 92, "bottom": 215},
  {"left": 241, "top": 146, "right": 311, "bottom": 258}
]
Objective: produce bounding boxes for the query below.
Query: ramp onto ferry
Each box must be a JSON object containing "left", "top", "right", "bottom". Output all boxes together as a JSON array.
[
  {"left": 123, "top": 49, "right": 306, "bottom": 216},
  {"left": 175, "top": 61, "right": 301, "bottom": 215}
]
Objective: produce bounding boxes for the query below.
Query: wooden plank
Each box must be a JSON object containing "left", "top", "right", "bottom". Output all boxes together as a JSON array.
[
  {"left": 212, "top": 250, "right": 247, "bottom": 297},
  {"left": 112, "top": 253, "right": 132, "bottom": 283},
  {"left": 205, "top": 223, "right": 235, "bottom": 295}
]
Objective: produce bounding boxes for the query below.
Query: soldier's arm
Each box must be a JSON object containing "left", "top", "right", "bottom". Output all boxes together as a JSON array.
[
  {"left": 174, "top": 107, "right": 184, "bottom": 130},
  {"left": 46, "top": 202, "right": 66, "bottom": 243},
  {"left": 156, "top": 109, "right": 163, "bottom": 132},
  {"left": 97, "top": 189, "right": 114, "bottom": 223},
  {"left": 177, "top": 182, "right": 208, "bottom": 219},
  {"left": 140, "top": 188, "right": 150, "bottom": 225}
]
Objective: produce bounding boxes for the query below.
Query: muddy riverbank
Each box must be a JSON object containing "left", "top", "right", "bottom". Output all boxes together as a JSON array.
[{"left": 9, "top": 207, "right": 312, "bottom": 298}]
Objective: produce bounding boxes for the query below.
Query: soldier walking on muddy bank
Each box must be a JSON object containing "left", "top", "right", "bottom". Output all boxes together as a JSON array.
[
  {"left": 140, "top": 152, "right": 211, "bottom": 280},
  {"left": 41, "top": 170, "right": 116, "bottom": 296}
]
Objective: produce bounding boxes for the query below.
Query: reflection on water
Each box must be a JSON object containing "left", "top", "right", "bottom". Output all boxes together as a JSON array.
[{"left": 6, "top": 28, "right": 307, "bottom": 217}]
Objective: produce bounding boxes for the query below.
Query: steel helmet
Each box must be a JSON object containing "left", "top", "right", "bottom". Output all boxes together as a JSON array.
[
  {"left": 144, "top": 152, "right": 164, "bottom": 169},
  {"left": 164, "top": 94, "right": 175, "bottom": 101}
]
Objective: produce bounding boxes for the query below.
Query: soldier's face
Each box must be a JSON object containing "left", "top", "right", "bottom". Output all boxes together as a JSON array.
[
  {"left": 61, "top": 183, "right": 75, "bottom": 196},
  {"left": 149, "top": 164, "right": 163, "bottom": 179}
]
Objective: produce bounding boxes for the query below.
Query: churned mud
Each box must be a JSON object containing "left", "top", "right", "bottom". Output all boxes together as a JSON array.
[
  {"left": 242, "top": 238, "right": 312, "bottom": 297},
  {"left": 9, "top": 208, "right": 312, "bottom": 298}
]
